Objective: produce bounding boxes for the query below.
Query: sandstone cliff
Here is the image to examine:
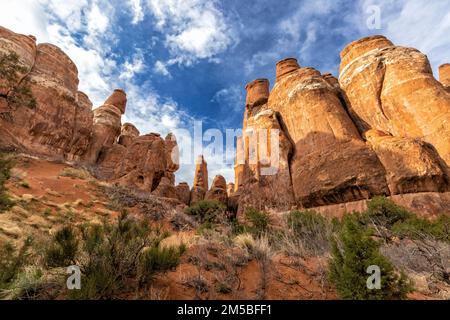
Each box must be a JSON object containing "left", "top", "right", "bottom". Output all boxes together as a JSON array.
[
  {"left": 233, "top": 36, "right": 450, "bottom": 215},
  {"left": 0, "top": 26, "right": 180, "bottom": 198},
  {"left": 339, "top": 35, "right": 450, "bottom": 167}
]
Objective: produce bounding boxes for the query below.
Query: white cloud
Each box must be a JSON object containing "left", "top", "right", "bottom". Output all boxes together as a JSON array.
[
  {"left": 154, "top": 60, "right": 171, "bottom": 77},
  {"left": 128, "top": 0, "right": 145, "bottom": 24},
  {"left": 212, "top": 86, "right": 244, "bottom": 113},
  {"left": 358, "top": 0, "right": 450, "bottom": 74},
  {"left": 119, "top": 51, "right": 146, "bottom": 80},
  {"left": 146, "top": 0, "right": 237, "bottom": 65}
]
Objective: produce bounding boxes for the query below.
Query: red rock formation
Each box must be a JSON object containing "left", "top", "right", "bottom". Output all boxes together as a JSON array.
[
  {"left": 0, "top": 26, "right": 36, "bottom": 96},
  {"left": 205, "top": 175, "right": 228, "bottom": 205},
  {"left": 339, "top": 35, "right": 450, "bottom": 167},
  {"left": 175, "top": 182, "right": 191, "bottom": 205},
  {"left": 439, "top": 63, "right": 450, "bottom": 92},
  {"left": 364, "top": 130, "right": 449, "bottom": 194},
  {"left": 118, "top": 123, "right": 140, "bottom": 147},
  {"left": 227, "top": 183, "right": 235, "bottom": 197},
  {"left": 190, "top": 155, "right": 208, "bottom": 204},
  {"left": 269, "top": 62, "right": 389, "bottom": 207},
  {"left": 85, "top": 95, "right": 123, "bottom": 164},
  {"left": 233, "top": 77, "right": 298, "bottom": 212},
  {"left": 0, "top": 28, "right": 180, "bottom": 197},
  {"left": 275, "top": 58, "right": 300, "bottom": 83},
  {"left": 245, "top": 79, "right": 269, "bottom": 109},
  {"left": 104, "top": 89, "right": 127, "bottom": 114},
  {"left": 193, "top": 155, "right": 208, "bottom": 191}
]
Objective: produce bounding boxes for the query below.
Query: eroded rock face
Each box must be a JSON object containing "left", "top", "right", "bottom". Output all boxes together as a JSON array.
[
  {"left": 190, "top": 155, "right": 208, "bottom": 205},
  {"left": 205, "top": 175, "right": 228, "bottom": 205},
  {"left": 237, "top": 102, "right": 296, "bottom": 211},
  {"left": 0, "top": 26, "right": 36, "bottom": 96},
  {"left": 364, "top": 130, "right": 449, "bottom": 194},
  {"left": 439, "top": 63, "right": 450, "bottom": 92},
  {"left": 0, "top": 27, "right": 180, "bottom": 198},
  {"left": 175, "top": 182, "right": 191, "bottom": 205},
  {"left": 193, "top": 155, "right": 208, "bottom": 190},
  {"left": 269, "top": 64, "right": 389, "bottom": 207},
  {"left": 118, "top": 123, "right": 139, "bottom": 148},
  {"left": 339, "top": 35, "right": 450, "bottom": 166},
  {"left": 227, "top": 183, "right": 235, "bottom": 197}
]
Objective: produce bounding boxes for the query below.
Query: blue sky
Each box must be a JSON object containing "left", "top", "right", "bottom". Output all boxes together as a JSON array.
[{"left": 1, "top": 0, "right": 450, "bottom": 186}]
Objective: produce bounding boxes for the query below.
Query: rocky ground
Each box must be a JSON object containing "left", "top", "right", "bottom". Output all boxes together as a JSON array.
[{"left": 0, "top": 154, "right": 448, "bottom": 300}]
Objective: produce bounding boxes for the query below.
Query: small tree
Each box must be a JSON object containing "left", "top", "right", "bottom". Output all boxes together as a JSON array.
[
  {"left": 185, "top": 200, "right": 226, "bottom": 224},
  {"left": 329, "top": 214, "right": 412, "bottom": 300}
]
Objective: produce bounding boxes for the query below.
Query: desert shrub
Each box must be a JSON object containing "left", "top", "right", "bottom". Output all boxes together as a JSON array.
[
  {"left": 0, "top": 52, "right": 27, "bottom": 87},
  {"left": 392, "top": 214, "right": 450, "bottom": 243},
  {"left": 59, "top": 167, "right": 92, "bottom": 180},
  {"left": 286, "top": 210, "right": 330, "bottom": 254},
  {"left": 7, "top": 82, "right": 36, "bottom": 109},
  {"left": 329, "top": 214, "right": 412, "bottom": 300},
  {"left": 244, "top": 207, "right": 270, "bottom": 236},
  {"left": 0, "top": 153, "right": 14, "bottom": 211},
  {"left": 138, "top": 244, "right": 185, "bottom": 284},
  {"left": 45, "top": 226, "right": 79, "bottom": 267},
  {"left": 185, "top": 200, "right": 226, "bottom": 224},
  {"left": 363, "top": 196, "right": 412, "bottom": 228},
  {"left": 71, "top": 211, "right": 183, "bottom": 299},
  {"left": 0, "top": 238, "right": 33, "bottom": 292},
  {"left": 363, "top": 196, "right": 449, "bottom": 242}
]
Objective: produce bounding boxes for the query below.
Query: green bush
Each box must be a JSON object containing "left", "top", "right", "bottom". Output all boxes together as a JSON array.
[
  {"left": 329, "top": 214, "right": 412, "bottom": 300},
  {"left": 70, "top": 211, "right": 183, "bottom": 299},
  {"left": 45, "top": 226, "right": 79, "bottom": 267},
  {"left": 0, "top": 238, "right": 32, "bottom": 291},
  {"left": 244, "top": 207, "right": 270, "bottom": 236},
  {"left": 0, "top": 154, "right": 14, "bottom": 212},
  {"left": 138, "top": 244, "right": 185, "bottom": 284},
  {"left": 185, "top": 200, "right": 226, "bottom": 224},
  {"left": 363, "top": 196, "right": 449, "bottom": 242},
  {"left": 364, "top": 196, "right": 412, "bottom": 228},
  {"left": 392, "top": 214, "right": 450, "bottom": 242},
  {"left": 287, "top": 210, "right": 330, "bottom": 253}
]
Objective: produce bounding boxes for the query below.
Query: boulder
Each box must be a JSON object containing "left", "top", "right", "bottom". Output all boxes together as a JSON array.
[{"left": 364, "top": 130, "right": 449, "bottom": 194}]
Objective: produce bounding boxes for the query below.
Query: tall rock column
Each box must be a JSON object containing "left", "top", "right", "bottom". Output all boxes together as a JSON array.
[
  {"left": 190, "top": 155, "right": 208, "bottom": 204},
  {"left": 339, "top": 35, "right": 450, "bottom": 167},
  {"left": 234, "top": 78, "right": 296, "bottom": 212},
  {"left": 85, "top": 89, "right": 125, "bottom": 164},
  {"left": 269, "top": 58, "right": 389, "bottom": 207}
]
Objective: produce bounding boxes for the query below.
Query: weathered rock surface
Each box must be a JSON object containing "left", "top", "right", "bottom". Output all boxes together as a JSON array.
[
  {"left": 175, "top": 182, "right": 191, "bottom": 205},
  {"left": 0, "top": 26, "right": 180, "bottom": 197},
  {"left": 205, "top": 175, "right": 228, "bottom": 205},
  {"left": 189, "top": 155, "right": 208, "bottom": 205},
  {"left": 226, "top": 183, "right": 235, "bottom": 197},
  {"left": 339, "top": 35, "right": 450, "bottom": 167},
  {"left": 0, "top": 26, "right": 36, "bottom": 96},
  {"left": 439, "top": 63, "right": 450, "bottom": 92},
  {"left": 310, "top": 192, "right": 450, "bottom": 219},
  {"left": 364, "top": 130, "right": 449, "bottom": 194},
  {"left": 268, "top": 64, "right": 389, "bottom": 207},
  {"left": 193, "top": 155, "right": 208, "bottom": 191}
]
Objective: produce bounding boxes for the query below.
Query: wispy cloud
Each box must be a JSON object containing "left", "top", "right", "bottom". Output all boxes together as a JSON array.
[{"left": 146, "top": 0, "right": 238, "bottom": 66}]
